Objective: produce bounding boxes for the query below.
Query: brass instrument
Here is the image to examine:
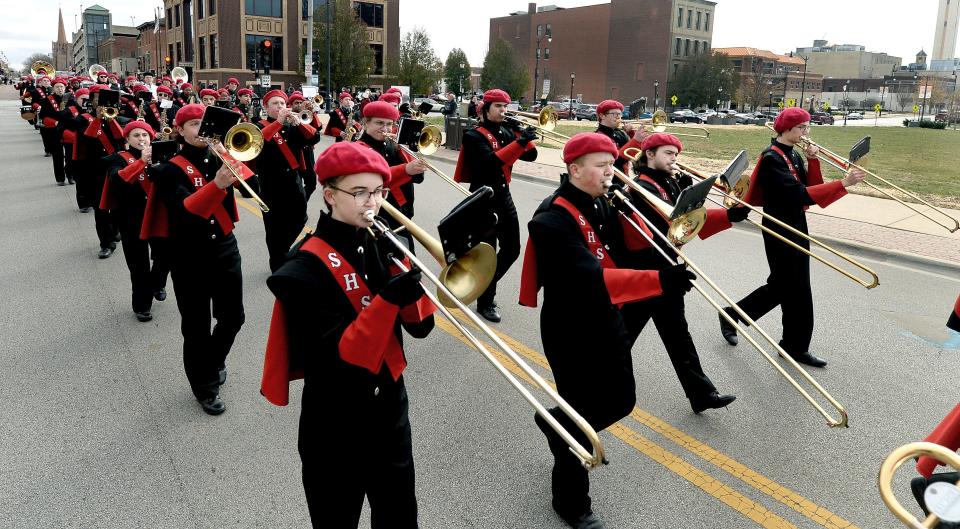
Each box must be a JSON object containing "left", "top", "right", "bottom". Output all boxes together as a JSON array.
[
  {"left": 764, "top": 123, "right": 959, "bottom": 233},
  {"left": 620, "top": 110, "right": 711, "bottom": 139},
  {"left": 297, "top": 108, "right": 313, "bottom": 124},
  {"left": 159, "top": 105, "right": 173, "bottom": 140},
  {"left": 395, "top": 125, "right": 470, "bottom": 197},
  {"left": 344, "top": 113, "right": 360, "bottom": 141},
  {"left": 88, "top": 64, "right": 107, "bottom": 79},
  {"left": 673, "top": 159, "right": 880, "bottom": 290},
  {"left": 31, "top": 60, "right": 55, "bottom": 80},
  {"left": 504, "top": 107, "right": 571, "bottom": 144},
  {"left": 170, "top": 67, "right": 189, "bottom": 86},
  {"left": 99, "top": 106, "right": 119, "bottom": 120},
  {"left": 879, "top": 442, "right": 960, "bottom": 528},
  {"left": 364, "top": 207, "right": 607, "bottom": 469},
  {"left": 312, "top": 94, "right": 324, "bottom": 109},
  {"left": 200, "top": 123, "right": 269, "bottom": 212},
  {"left": 611, "top": 164, "right": 707, "bottom": 246},
  {"left": 609, "top": 188, "right": 849, "bottom": 428}
]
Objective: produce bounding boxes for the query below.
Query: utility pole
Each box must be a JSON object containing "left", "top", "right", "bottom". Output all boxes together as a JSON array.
[
  {"left": 326, "top": 0, "right": 332, "bottom": 94},
  {"left": 305, "top": 0, "right": 314, "bottom": 86}
]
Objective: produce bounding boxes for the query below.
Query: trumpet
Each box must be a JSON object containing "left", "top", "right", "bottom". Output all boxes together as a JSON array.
[
  {"left": 620, "top": 110, "right": 710, "bottom": 139},
  {"left": 763, "top": 123, "right": 959, "bottom": 234},
  {"left": 673, "top": 159, "right": 880, "bottom": 290},
  {"left": 364, "top": 207, "right": 607, "bottom": 469},
  {"left": 609, "top": 188, "right": 849, "bottom": 428},
  {"left": 200, "top": 123, "right": 269, "bottom": 213},
  {"left": 879, "top": 442, "right": 960, "bottom": 528},
  {"left": 297, "top": 108, "right": 313, "bottom": 124}
]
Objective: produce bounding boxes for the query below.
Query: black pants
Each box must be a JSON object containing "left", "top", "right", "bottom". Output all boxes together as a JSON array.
[
  {"left": 117, "top": 210, "right": 169, "bottom": 313},
  {"left": 620, "top": 291, "right": 718, "bottom": 400},
  {"left": 263, "top": 210, "right": 306, "bottom": 273},
  {"left": 63, "top": 144, "right": 75, "bottom": 184},
  {"left": 911, "top": 472, "right": 960, "bottom": 528},
  {"left": 476, "top": 189, "right": 520, "bottom": 309},
  {"left": 40, "top": 128, "right": 64, "bottom": 183},
  {"left": 73, "top": 159, "right": 96, "bottom": 209},
  {"left": 300, "top": 382, "right": 418, "bottom": 528},
  {"left": 93, "top": 169, "right": 118, "bottom": 249},
  {"left": 169, "top": 235, "right": 245, "bottom": 401},
  {"left": 731, "top": 229, "right": 814, "bottom": 355}
]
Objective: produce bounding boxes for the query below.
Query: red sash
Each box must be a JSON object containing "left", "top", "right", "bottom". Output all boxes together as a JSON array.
[
  {"left": 84, "top": 118, "right": 124, "bottom": 154},
  {"left": 148, "top": 102, "right": 162, "bottom": 125},
  {"left": 169, "top": 155, "right": 235, "bottom": 234},
  {"left": 259, "top": 119, "right": 302, "bottom": 169},
  {"left": 743, "top": 145, "right": 803, "bottom": 208},
  {"left": 100, "top": 152, "right": 143, "bottom": 210},
  {"left": 119, "top": 151, "right": 152, "bottom": 193},
  {"left": 553, "top": 197, "right": 617, "bottom": 268},
  {"left": 638, "top": 174, "right": 671, "bottom": 201},
  {"left": 454, "top": 126, "right": 502, "bottom": 183}
]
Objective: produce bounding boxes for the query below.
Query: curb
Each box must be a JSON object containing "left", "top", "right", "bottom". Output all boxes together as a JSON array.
[{"left": 508, "top": 169, "right": 960, "bottom": 275}]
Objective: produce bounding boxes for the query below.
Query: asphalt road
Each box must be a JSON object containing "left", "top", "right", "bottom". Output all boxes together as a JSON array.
[{"left": 1, "top": 100, "right": 957, "bottom": 529}]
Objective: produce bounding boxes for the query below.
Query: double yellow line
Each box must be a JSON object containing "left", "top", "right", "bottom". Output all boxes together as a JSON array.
[{"left": 236, "top": 196, "right": 859, "bottom": 529}]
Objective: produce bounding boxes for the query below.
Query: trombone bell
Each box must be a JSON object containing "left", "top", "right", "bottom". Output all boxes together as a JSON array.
[
  {"left": 224, "top": 123, "right": 264, "bottom": 162},
  {"left": 417, "top": 125, "right": 444, "bottom": 156},
  {"left": 879, "top": 442, "right": 960, "bottom": 528}
]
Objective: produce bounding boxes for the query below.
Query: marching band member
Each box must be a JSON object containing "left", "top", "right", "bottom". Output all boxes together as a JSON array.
[
  {"left": 156, "top": 85, "right": 182, "bottom": 132},
  {"left": 325, "top": 92, "right": 361, "bottom": 142},
  {"left": 233, "top": 88, "right": 254, "bottom": 122},
  {"left": 37, "top": 77, "right": 68, "bottom": 184},
  {"left": 148, "top": 103, "right": 249, "bottom": 415},
  {"left": 719, "top": 108, "right": 865, "bottom": 367},
  {"left": 82, "top": 86, "right": 126, "bottom": 258},
  {"left": 356, "top": 101, "right": 427, "bottom": 242},
  {"left": 199, "top": 88, "right": 218, "bottom": 107},
  {"left": 261, "top": 141, "right": 435, "bottom": 528},
  {"left": 177, "top": 82, "right": 196, "bottom": 106},
  {"left": 142, "top": 72, "right": 158, "bottom": 97},
  {"left": 455, "top": 88, "right": 538, "bottom": 323},
  {"left": 224, "top": 77, "right": 240, "bottom": 99},
  {"left": 255, "top": 89, "right": 320, "bottom": 272},
  {"left": 519, "top": 132, "right": 694, "bottom": 529},
  {"left": 624, "top": 132, "right": 740, "bottom": 413},
  {"left": 593, "top": 100, "right": 636, "bottom": 174},
  {"left": 296, "top": 93, "right": 325, "bottom": 202},
  {"left": 57, "top": 86, "right": 89, "bottom": 189},
  {"left": 101, "top": 120, "right": 169, "bottom": 322},
  {"left": 217, "top": 88, "right": 231, "bottom": 103}
]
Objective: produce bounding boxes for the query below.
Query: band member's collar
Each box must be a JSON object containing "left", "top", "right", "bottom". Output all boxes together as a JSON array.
[
  {"left": 638, "top": 164, "right": 674, "bottom": 181},
  {"left": 359, "top": 132, "right": 384, "bottom": 148},
  {"left": 556, "top": 179, "right": 601, "bottom": 215},
  {"left": 178, "top": 143, "right": 209, "bottom": 162},
  {"left": 597, "top": 123, "right": 616, "bottom": 134},
  {"left": 126, "top": 146, "right": 142, "bottom": 157},
  {"left": 771, "top": 139, "right": 794, "bottom": 154},
  {"left": 316, "top": 212, "right": 367, "bottom": 242}
]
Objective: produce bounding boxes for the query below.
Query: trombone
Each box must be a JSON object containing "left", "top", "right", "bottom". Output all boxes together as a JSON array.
[
  {"left": 201, "top": 123, "right": 269, "bottom": 212},
  {"left": 671, "top": 158, "right": 880, "bottom": 290},
  {"left": 610, "top": 174, "right": 849, "bottom": 428},
  {"left": 879, "top": 442, "right": 960, "bottom": 528},
  {"left": 504, "top": 107, "right": 572, "bottom": 144},
  {"left": 364, "top": 206, "right": 607, "bottom": 469},
  {"left": 394, "top": 124, "right": 470, "bottom": 197},
  {"left": 620, "top": 110, "right": 710, "bottom": 139},
  {"left": 763, "top": 123, "right": 959, "bottom": 233}
]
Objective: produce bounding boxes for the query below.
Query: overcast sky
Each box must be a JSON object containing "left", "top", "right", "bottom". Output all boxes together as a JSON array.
[{"left": 1, "top": 0, "right": 947, "bottom": 70}]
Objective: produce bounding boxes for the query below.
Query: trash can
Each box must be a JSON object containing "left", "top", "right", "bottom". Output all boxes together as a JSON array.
[{"left": 445, "top": 116, "right": 472, "bottom": 151}]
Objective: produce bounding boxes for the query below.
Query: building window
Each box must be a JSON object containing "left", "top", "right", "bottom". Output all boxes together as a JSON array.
[
  {"left": 705, "top": 12, "right": 710, "bottom": 31},
  {"left": 677, "top": 7, "right": 682, "bottom": 27},
  {"left": 245, "top": 34, "right": 283, "bottom": 70},
  {"left": 209, "top": 0, "right": 216, "bottom": 15},
  {"left": 684, "top": 39, "right": 690, "bottom": 56},
  {"left": 515, "top": 23, "right": 520, "bottom": 39},
  {"left": 167, "top": 8, "right": 172, "bottom": 28},
  {"left": 687, "top": 9, "right": 692, "bottom": 28},
  {"left": 168, "top": 44, "right": 174, "bottom": 64},
  {"left": 673, "top": 63, "right": 679, "bottom": 75},
  {"left": 634, "top": 62, "right": 644, "bottom": 82},
  {"left": 696, "top": 11, "right": 701, "bottom": 30},
  {"left": 175, "top": 5, "right": 181, "bottom": 26},
  {"left": 354, "top": 2, "right": 383, "bottom": 27},
  {"left": 198, "top": 36, "right": 206, "bottom": 68},
  {"left": 545, "top": 23, "right": 551, "bottom": 36},
  {"left": 176, "top": 42, "right": 182, "bottom": 62},
  {"left": 694, "top": 40, "right": 699, "bottom": 55},
  {"left": 210, "top": 34, "right": 218, "bottom": 68},
  {"left": 371, "top": 43, "right": 383, "bottom": 74},
  {"left": 303, "top": 0, "right": 309, "bottom": 19},
  {"left": 537, "top": 24, "right": 542, "bottom": 37},
  {"left": 198, "top": 0, "right": 204, "bottom": 19},
  {"left": 675, "top": 38, "right": 681, "bottom": 56},
  {"left": 245, "top": 0, "right": 283, "bottom": 18},
  {"left": 544, "top": 48, "right": 550, "bottom": 59},
  {"left": 702, "top": 41, "right": 709, "bottom": 53}
]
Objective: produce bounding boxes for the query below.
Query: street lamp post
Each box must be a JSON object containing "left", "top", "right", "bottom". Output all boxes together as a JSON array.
[
  {"left": 654, "top": 79, "right": 659, "bottom": 111},
  {"left": 459, "top": 62, "right": 464, "bottom": 97},
  {"left": 533, "top": 30, "right": 552, "bottom": 105},
  {"left": 569, "top": 72, "right": 575, "bottom": 118},
  {"left": 797, "top": 54, "right": 809, "bottom": 109},
  {"left": 920, "top": 75, "right": 929, "bottom": 122},
  {"left": 716, "top": 86, "right": 722, "bottom": 114},
  {"left": 843, "top": 82, "right": 849, "bottom": 126},
  {"left": 768, "top": 90, "right": 773, "bottom": 115}
]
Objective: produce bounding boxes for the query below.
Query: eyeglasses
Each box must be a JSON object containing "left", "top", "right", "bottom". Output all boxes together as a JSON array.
[{"left": 329, "top": 185, "right": 389, "bottom": 205}]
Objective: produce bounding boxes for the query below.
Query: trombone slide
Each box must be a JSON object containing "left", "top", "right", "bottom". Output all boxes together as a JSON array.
[{"left": 204, "top": 140, "right": 270, "bottom": 212}]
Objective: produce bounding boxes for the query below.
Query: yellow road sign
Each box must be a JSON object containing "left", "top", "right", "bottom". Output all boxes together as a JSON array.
[
  {"left": 787, "top": 98, "right": 796, "bottom": 107},
  {"left": 874, "top": 103, "right": 882, "bottom": 113},
  {"left": 823, "top": 102, "right": 830, "bottom": 110},
  {"left": 671, "top": 95, "right": 678, "bottom": 105},
  {"left": 777, "top": 101, "right": 784, "bottom": 109},
  {"left": 913, "top": 104, "right": 920, "bottom": 113}
]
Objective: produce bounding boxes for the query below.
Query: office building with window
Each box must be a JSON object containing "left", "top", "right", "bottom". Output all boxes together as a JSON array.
[{"left": 72, "top": 5, "right": 113, "bottom": 72}]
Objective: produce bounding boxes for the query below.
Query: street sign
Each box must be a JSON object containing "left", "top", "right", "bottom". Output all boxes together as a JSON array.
[
  {"left": 787, "top": 98, "right": 796, "bottom": 107},
  {"left": 260, "top": 75, "right": 271, "bottom": 88},
  {"left": 671, "top": 95, "right": 678, "bottom": 105},
  {"left": 777, "top": 101, "right": 784, "bottom": 109},
  {"left": 542, "top": 79, "right": 551, "bottom": 97},
  {"left": 823, "top": 102, "right": 830, "bottom": 110},
  {"left": 913, "top": 104, "right": 920, "bottom": 113},
  {"left": 874, "top": 103, "right": 882, "bottom": 113}
]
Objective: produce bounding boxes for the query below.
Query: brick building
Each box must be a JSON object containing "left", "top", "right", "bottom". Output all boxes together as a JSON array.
[
  {"left": 137, "top": 19, "right": 168, "bottom": 74},
  {"left": 714, "top": 47, "right": 823, "bottom": 111},
  {"left": 162, "top": 0, "right": 399, "bottom": 91},
  {"left": 488, "top": 0, "right": 715, "bottom": 105},
  {"left": 97, "top": 27, "right": 139, "bottom": 76}
]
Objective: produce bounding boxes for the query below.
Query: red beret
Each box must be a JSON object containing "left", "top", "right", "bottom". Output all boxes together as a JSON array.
[
  {"left": 379, "top": 92, "right": 401, "bottom": 106},
  {"left": 126, "top": 75, "right": 137, "bottom": 81},
  {"left": 108, "top": 74, "right": 118, "bottom": 80},
  {"left": 175, "top": 103, "right": 205, "bottom": 127},
  {"left": 597, "top": 100, "right": 624, "bottom": 115},
  {"left": 640, "top": 132, "right": 683, "bottom": 154},
  {"left": 199, "top": 89, "right": 218, "bottom": 99},
  {"left": 226, "top": 77, "right": 239, "bottom": 85},
  {"left": 562, "top": 132, "right": 618, "bottom": 164},
  {"left": 362, "top": 101, "right": 400, "bottom": 121},
  {"left": 315, "top": 141, "right": 391, "bottom": 184},
  {"left": 385, "top": 87, "right": 402, "bottom": 94},
  {"left": 88, "top": 84, "right": 107, "bottom": 94},
  {"left": 288, "top": 92, "right": 305, "bottom": 103},
  {"left": 180, "top": 82, "right": 193, "bottom": 89},
  {"left": 132, "top": 84, "right": 149, "bottom": 93},
  {"left": 161, "top": 75, "right": 172, "bottom": 81},
  {"left": 74, "top": 88, "right": 90, "bottom": 98},
  {"left": 52, "top": 78, "right": 67, "bottom": 86},
  {"left": 123, "top": 120, "right": 156, "bottom": 140},
  {"left": 156, "top": 86, "right": 173, "bottom": 96},
  {"left": 483, "top": 89, "right": 511, "bottom": 104},
  {"left": 217, "top": 89, "right": 229, "bottom": 96},
  {"left": 263, "top": 89, "right": 288, "bottom": 105},
  {"left": 773, "top": 107, "right": 811, "bottom": 133},
  {"left": 236, "top": 88, "right": 253, "bottom": 97},
  {"left": 339, "top": 91, "right": 353, "bottom": 101}
]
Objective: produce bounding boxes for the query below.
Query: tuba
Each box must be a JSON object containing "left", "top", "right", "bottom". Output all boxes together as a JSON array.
[
  {"left": 88, "top": 64, "right": 107, "bottom": 79},
  {"left": 31, "top": 61, "right": 55, "bottom": 80},
  {"left": 170, "top": 67, "right": 189, "bottom": 86}
]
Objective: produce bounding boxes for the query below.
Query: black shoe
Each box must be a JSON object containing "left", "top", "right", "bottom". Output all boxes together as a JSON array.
[
  {"left": 784, "top": 351, "right": 828, "bottom": 368},
  {"left": 44, "top": 152, "right": 51, "bottom": 157},
  {"left": 113, "top": 232, "right": 122, "bottom": 243},
  {"left": 153, "top": 289, "right": 167, "bottom": 301},
  {"left": 719, "top": 307, "right": 738, "bottom": 345},
  {"left": 56, "top": 181, "right": 65, "bottom": 186},
  {"left": 135, "top": 311, "right": 153, "bottom": 322},
  {"left": 80, "top": 207, "right": 92, "bottom": 213},
  {"left": 97, "top": 247, "right": 114, "bottom": 259},
  {"left": 478, "top": 303, "right": 501, "bottom": 323},
  {"left": 556, "top": 509, "right": 606, "bottom": 529},
  {"left": 691, "top": 392, "right": 737, "bottom": 414},
  {"left": 67, "top": 178, "right": 75, "bottom": 185},
  {"left": 218, "top": 365, "right": 227, "bottom": 385},
  {"left": 198, "top": 395, "right": 226, "bottom": 415}
]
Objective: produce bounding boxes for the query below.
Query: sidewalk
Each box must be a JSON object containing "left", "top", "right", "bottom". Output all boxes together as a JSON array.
[{"left": 429, "top": 144, "right": 960, "bottom": 268}]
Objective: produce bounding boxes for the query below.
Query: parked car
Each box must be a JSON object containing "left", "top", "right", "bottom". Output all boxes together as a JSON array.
[
  {"left": 670, "top": 109, "right": 704, "bottom": 123},
  {"left": 810, "top": 112, "right": 834, "bottom": 125},
  {"left": 733, "top": 113, "right": 755, "bottom": 124},
  {"left": 545, "top": 102, "right": 573, "bottom": 119},
  {"left": 846, "top": 112, "right": 864, "bottom": 120},
  {"left": 575, "top": 103, "right": 598, "bottom": 121},
  {"left": 935, "top": 111, "right": 960, "bottom": 123}
]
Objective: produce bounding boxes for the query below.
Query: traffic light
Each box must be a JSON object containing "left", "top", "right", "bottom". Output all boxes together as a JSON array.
[
  {"left": 312, "top": 49, "right": 320, "bottom": 72},
  {"left": 259, "top": 39, "right": 273, "bottom": 74}
]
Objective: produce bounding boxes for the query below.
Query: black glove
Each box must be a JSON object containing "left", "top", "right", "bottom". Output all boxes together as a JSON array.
[
  {"left": 659, "top": 264, "right": 696, "bottom": 294},
  {"left": 380, "top": 268, "right": 424, "bottom": 307},
  {"left": 676, "top": 173, "right": 694, "bottom": 189},
  {"left": 516, "top": 126, "right": 539, "bottom": 146},
  {"left": 726, "top": 206, "right": 749, "bottom": 223},
  {"left": 608, "top": 189, "right": 636, "bottom": 215}
]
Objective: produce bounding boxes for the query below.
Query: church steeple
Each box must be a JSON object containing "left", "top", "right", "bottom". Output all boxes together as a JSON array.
[{"left": 57, "top": 8, "right": 66, "bottom": 43}]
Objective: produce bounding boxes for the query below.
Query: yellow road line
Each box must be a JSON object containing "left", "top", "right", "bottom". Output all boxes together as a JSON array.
[
  {"left": 444, "top": 310, "right": 859, "bottom": 529},
  {"left": 433, "top": 316, "right": 798, "bottom": 529}
]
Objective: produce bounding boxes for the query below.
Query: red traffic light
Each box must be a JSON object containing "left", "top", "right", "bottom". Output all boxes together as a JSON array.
[
  {"left": 164, "top": 56, "right": 171, "bottom": 64},
  {"left": 263, "top": 39, "right": 272, "bottom": 48}
]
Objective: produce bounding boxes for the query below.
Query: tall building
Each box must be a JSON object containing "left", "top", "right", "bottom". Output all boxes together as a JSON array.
[
  {"left": 933, "top": 0, "right": 959, "bottom": 61},
  {"left": 162, "top": 0, "right": 399, "bottom": 91},
  {"left": 794, "top": 40, "right": 902, "bottom": 79},
  {"left": 72, "top": 5, "right": 113, "bottom": 72},
  {"left": 97, "top": 26, "right": 140, "bottom": 76},
  {"left": 489, "top": 0, "right": 715, "bottom": 105},
  {"left": 52, "top": 8, "right": 72, "bottom": 71}
]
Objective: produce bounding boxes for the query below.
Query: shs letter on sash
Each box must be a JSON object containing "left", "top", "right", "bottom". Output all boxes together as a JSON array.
[{"left": 343, "top": 273, "right": 359, "bottom": 292}]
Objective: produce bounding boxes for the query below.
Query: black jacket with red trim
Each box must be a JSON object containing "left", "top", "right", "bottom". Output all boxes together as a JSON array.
[
  {"left": 359, "top": 132, "right": 424, "bottom": 219},
  {"left": 460, "top": 121, "right": 538, "bottom": 196},
  {"left": 595, "top": 123, "right": 632, "bottom": 173},
  {"left": 255, "top": 116, "right": 320, "bottom": 216}
]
